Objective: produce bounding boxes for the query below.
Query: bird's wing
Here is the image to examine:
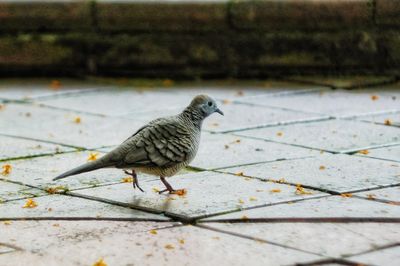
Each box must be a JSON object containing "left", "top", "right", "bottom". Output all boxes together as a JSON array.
[{"left": 105, "top": 118, "right": 192, "bottom": 169}]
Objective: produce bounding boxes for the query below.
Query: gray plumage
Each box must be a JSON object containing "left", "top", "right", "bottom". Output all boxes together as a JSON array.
[{"left": 53, "top": 95, "right": 223, "bottom": 193}]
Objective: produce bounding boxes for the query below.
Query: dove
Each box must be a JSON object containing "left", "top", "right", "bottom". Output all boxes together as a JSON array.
[{"left": 53, "top": 94, "right": 223, "bottom": 194}]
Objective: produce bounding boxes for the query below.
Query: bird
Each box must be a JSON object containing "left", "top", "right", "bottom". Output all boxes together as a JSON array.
[{"left": 53, "top": 94, "right": 224, "bottom": 194}]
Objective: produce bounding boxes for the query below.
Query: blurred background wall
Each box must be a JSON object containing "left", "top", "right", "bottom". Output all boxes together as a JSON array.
[{"left": 0, "top": 0, "right": 399, "bottom": 78}]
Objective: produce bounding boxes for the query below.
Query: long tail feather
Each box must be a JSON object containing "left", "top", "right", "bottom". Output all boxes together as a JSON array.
[{"left": 53, "top": 160, "right": 109, "bottom": 181}]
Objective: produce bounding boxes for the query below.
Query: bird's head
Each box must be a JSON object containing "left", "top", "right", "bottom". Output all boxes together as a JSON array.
[{"left": 188, "top": 95, "right": 224, "bottom": 119}]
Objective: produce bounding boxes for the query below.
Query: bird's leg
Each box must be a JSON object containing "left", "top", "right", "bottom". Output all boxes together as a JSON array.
[
  {"left": 124, "top": 170, "right": 144, "bottom": 192},
  {"left": 158, "top": 176, "right": 176, "bottom": 194}
]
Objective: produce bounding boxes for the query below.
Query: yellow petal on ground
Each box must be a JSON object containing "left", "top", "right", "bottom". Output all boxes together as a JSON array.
[
  {"left": 87, "top": 152, "right": 99, "bottom": 161},
  {"left": 384, "top": 119, "right": 392, "bottom": 126},
  {"left": 358, "top": 150, "right": 369, "bottom": 155},
  {"left": 295, "top": 184, "right": 313, "bottom": 195},
  {"left": 238, "top": 199, "right": 245, "bottom": 204},
  {"left": 164, "top": 244, "right": 174, "bottom": 250},
  {"left": 179, "top": 239, "right": 185, "bottom": 244},
  {"left": 366, "top": 194, "right": 376, "bottom": 200},
  {"left": 152, "top": 187, "right": 160, "bottom": 193},
  {"left": 149, "top": 229, "right": 158, "bottom": 235},
  {"left": 73, "top": 117, "right": 81, "bottom": 124},
  {"left": 319, "top": 165, "right": 326, "bottom": 170},
  {"left": 276, "top": 132, "right": 283, "bottom": 137},
  {"left": 340, "top": 193, "right": 353, "bottom": 198},
  {"left": 49, "top": 80, "right": 61, "bottom": 90},
  {"left": 1, "top": 164, "right": 12, "bottom": 176},
  {"left": 371, "top": 95, "right": 379, "bottom": 101},
  {"left": 3, "top": 221, "right": 11, "bottom": 225},
  {"left": 22, "top": 198, "right": 38, "bottom": 208},
  {"left": 121, "top": 177, "right": 133, "bottom": 183},
  {"left": 93, "top": 258, "right": 107, "bottom": 266},
  {"left": 270, "top": 189, "right": 281, "bottom": 193},
  {"left": 249, "top": 196, "right": 257, "bottom": 201}
]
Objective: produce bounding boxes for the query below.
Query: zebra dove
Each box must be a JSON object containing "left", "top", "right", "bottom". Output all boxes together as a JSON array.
[{"left": 53, "top": 94, "right": 223, "bottom": 194}]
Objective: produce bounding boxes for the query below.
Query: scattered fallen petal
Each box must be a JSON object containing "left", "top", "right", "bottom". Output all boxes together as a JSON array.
[
  {"left": 366, "top": 194, "right": 376, "bottom": 200},
  {"left": 358, "top": 150, "right": 369, "bottom": 155},
  {"left": 319, "top": 165, "right": 326, "bottom": 170},
  {"left": 295, "top": 184, "right": 313, "bottom": 195},
  {"left": 164, "top": 244, "right": 174, "bottom": 250},
  {"left": 50, "top": 80, "right": 61, "bottom": 90},
  {"left": 73, "top": 116, "right": 81, "bottom": 124},
  {"left": 371, "top": 95, "right": 379, "bottom": 101},
  {"left": 53, "top": 223, "right": 60, "bottom": 227},
  {"left": 249, "top": 196, "right": 257, "bottom": 201},
  {"left": 270, "top": 189, "right": 281, "bottom": 193},
  {"left": 87, "top": 152, "right": 99, "bottom": 161},
  {"left": 3, "top": 221, "right": 11, "bottom": 225},
  {"left": 152, "top": 187, "right": 160, "bottom": 193},
  {"left": 22, "top": 198, "right": 38, "bottom": 208},
  {"left": 45, "top": 186, "right": 68, "bottom": 194},
  {"left": 235, "top": 172, "right": 244, "bottom": 176},
  {"left": 172, "top": 189, "right": 187, "bottom": 196},
  {"left": 149, "top": 229, "right": 158, "bottom": 235},
  {"left": 0, "top": 104, "right": 5, "bottom": 110},
  {"left": 121, "top": 177, "right": 133, "bottom": 183},
  {"left": 340, "top": 193, "right": 353, "bottom": 198},
  {"left": 222, "top": 99, "right": 231, "bottom": 104},
  {"left": 1, "top": 164, "right": 12, "bottom": 176},
  {"left": 238, "top": 199, "right": 244, "bottom": 204},
  {"left": 93, "top": 258, "right": 107, "bottom": 266},
  {"left": 241, "top": 215, "right": 249, "bottom": 220},
  {"left": 384, "top": 119, "right": 392, "bottom": 126},
  {"left": 276, "top": 132, "right": 283, "bottom": 137},
  {"left": 179, "top": 239, "right": 185, "bottom": 244}
]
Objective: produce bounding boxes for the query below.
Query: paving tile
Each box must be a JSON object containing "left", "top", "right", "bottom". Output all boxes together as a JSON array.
[
  {"left": 201, "top": 196, "right": 400, "bottom": 221},
  {"left": 0, "top": 194, "right": 169, "bottom": 220},
  {"left": 71, "top": 171, "right": 326, "bottom": 220},
  {"left": 358, "top": 111, "right": 400, "bottom": 127},
  {"left": 0, "top": 80, "right": 101, "bottom": 101},
  {"left": 202, "top": 223, "right": 400, "bottom": 258},
  {"left": 190, "top": 133, "right": 319, "bottom": 170},
  {"left": 237, "top": 89, "right": 400, "bottom": 118},
  {"left": 355, "top": 186, "right": 400, "bottom": 204},
  {"left": 38, "top": 89, "right": 193, "bottom": 117},
  {"left": 0, "top": 135, "right": 71, "bottom": 160},
  {"left": 0, "top": 220, "right": 177, "bottom": 253},
  {"left": 0, "top": 151, "right": 143, "bottom": 191},
  {"left": 348, "top": 245, "right": 400, "bottom": 265},
  {"left": 285, "top": 75, "right": 395, "bottom": 89},
  {"left": 0, "top": 180, "right": 44, "bottom": 203},
  {"left": 204, "top": 102, "right": 327, "bottom": 133},
  {"left": 236, "top": 119, "right": 400, "bottom": 153},
  {"left": 357, "top": 145, "right": 400, "bottom": 163},
  {"left": 0, "top": 222, "right": 321, "bottom": 266},
  {"left": 0, "top": 103, "right": 145, "bottom": 149},
  {"left": 223, "top": 154, "right": 400, "bottom": 193}
]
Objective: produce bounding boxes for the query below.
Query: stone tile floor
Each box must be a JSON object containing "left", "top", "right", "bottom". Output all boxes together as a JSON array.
[{"left": 0, "top": 78, "right": 399, "bottom": 266}]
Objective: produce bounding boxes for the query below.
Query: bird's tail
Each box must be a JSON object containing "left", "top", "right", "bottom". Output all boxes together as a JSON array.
[{"left": 53, "top": 159, "right": 110, "bottom": 181}]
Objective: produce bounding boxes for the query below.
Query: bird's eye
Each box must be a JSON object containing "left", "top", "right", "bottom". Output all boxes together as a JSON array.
[{"left": 208, "top": 101, "right": 213, "bottom": 106}]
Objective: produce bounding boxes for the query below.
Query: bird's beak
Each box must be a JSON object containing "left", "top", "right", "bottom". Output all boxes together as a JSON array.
[{"left": 215, "top": 108, "right": 224, "bottom": 116}]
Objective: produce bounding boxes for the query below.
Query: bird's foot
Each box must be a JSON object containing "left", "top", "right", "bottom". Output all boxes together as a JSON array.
[
  {"left": 158, "top": 188, "right": 186, "bottom": 195},
  {"left": 158, "top": 176, "right": 186, "bottom": 195},
  {"left": 124, "top": 170, "right": 144, "bottom": 192}
]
